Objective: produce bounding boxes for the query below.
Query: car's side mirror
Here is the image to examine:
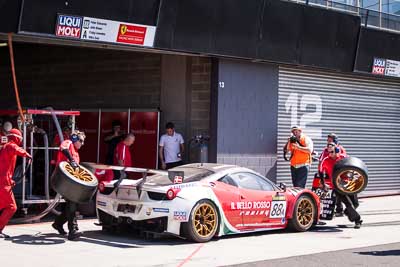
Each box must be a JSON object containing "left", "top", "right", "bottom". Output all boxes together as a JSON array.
[{"left": 279, "top": 182, "right": 287, "bottom": 192}]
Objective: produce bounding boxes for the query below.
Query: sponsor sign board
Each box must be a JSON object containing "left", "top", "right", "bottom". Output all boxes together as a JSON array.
[
  {"left": 80, "top": 16, "right": 155, "bottom": 47},
  {"left": 372, "top": 57, "right": 400, "bottom": 78},
  {"left": 55, "top": 15, "right": 83, "bottom": 39},
  {"left": 55, "top": 14, "right": 156, "bottom": 47}
]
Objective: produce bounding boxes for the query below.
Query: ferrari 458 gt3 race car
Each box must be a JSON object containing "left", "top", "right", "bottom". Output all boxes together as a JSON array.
[{"left": 95, "top": 163, "right": 320, "bottom": 242}]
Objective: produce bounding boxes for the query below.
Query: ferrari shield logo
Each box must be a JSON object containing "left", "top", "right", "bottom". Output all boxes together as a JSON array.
[{"left": 120, "top": 25, "right": 127, "bottom": 35}]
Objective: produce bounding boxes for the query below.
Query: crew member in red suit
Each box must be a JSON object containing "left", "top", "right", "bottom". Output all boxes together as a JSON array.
[
  {"left": 50, "top": 126, "right": 72, "bottom": 166},
  {"left": 113, "top": 133, "right": 135, "bottom": 179},
  {"left": 319, "top": 133, "right": 349, "bottom": 217},
  {"left": 319, "top": 142, "right": 362, "bottom": 229},
  {"left": 94, "top": 169, "right": 114, "bottom": 184},
  {"left": 52, "top": 130, "right": 85, "bottom": 240},
  {"left": 0, "top": 129, "right": 31, "bottom": 238}
]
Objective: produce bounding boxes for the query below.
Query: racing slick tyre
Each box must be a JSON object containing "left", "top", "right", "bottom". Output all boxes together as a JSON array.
[
  {"left": 332, "top": 157, "right": 368, "bottom": 196},
  {"left": 288, "top": 194, "right": 316, "bottom": 232},
  {"left": 51, "top": 161, "right": 98, "bottom": 204},
  {"left": 182, "top": 200, "right": 219, "bottom": 243}
]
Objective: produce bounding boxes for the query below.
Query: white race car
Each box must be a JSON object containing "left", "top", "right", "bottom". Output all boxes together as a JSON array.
[{"left": 95, "top": 163, "right": 320, "bottom": 242}]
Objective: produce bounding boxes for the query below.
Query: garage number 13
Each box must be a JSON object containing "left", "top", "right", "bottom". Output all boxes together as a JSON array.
[{"left": 270, "top": 201, "right": 287, "bottom": 218}]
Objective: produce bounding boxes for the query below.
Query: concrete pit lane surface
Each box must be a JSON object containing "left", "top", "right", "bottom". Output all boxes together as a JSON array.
[{"left": 1, "top": 196, "right": 400, "bottom": 267}]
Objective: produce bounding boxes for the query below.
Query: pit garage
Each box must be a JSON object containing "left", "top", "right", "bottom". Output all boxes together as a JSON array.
[{"left": 0, "top": 42, "right": 211, "bottom": 214}]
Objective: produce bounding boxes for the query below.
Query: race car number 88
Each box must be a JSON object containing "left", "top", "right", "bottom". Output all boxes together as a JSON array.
[{"left": 270, "top": 201, "right": 286, "bottom": 218}]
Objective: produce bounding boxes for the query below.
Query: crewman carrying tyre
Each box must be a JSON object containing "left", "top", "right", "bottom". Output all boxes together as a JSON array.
[
  {"left": 52, "top": 130, "right": 86, "bottom": 240},
  {"left": 319, "top": 142, "right": 363, "bottom": 229},
  {"left": 318, "top": 133, "right": 349, "bottom": 217},
  {"left": 0, "top": 129, "right": 32, "bottom": 238}
]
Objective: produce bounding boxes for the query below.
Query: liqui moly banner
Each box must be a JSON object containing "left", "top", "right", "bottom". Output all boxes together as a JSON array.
[
  {"left": 56, "top": 15, "right": 83, "bottom": 39},
  {"left": 55, "top": 14, "right": 156, "bottom": 47},
  {"left": 372, "top": 57, "right": 400, "bottom": 78}
]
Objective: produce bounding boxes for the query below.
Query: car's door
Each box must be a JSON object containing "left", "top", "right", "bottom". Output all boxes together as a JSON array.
[
  {"left": 212, "top": 175, "right": 244, "bottom": 231},
  {"left": 230, "top": 172, "right": 286, "bottom": 230}
]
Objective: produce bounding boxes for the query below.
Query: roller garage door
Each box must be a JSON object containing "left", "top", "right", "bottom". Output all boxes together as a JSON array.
[{"left": 276, "top": 66, "right": 400, "bottom": 194}]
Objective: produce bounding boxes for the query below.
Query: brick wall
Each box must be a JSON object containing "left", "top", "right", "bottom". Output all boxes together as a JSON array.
[
  {"left": 0, "top": 43, "right": 161, "bottom": 109},
  {"left": 190, "top": 57, "right": 211, "bottom": 137}
]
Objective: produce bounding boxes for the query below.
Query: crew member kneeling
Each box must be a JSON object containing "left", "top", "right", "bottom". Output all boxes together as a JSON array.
[
  {"left": 0, "top": 129, "right": 32, "bottom": 238},
  {"left": 319, "top": 142, "right": 362, "bottom": 229},
  {"left": 52, "top": 131, "right": 86, "bottom": 240}
]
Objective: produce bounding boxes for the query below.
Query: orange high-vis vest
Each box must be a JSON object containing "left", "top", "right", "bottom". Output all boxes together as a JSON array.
[{"left": 289, "top": 135, "right": 311, "bottom": 167}]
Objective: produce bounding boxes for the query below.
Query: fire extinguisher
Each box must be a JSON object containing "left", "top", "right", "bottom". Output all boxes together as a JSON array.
[{"left": 189, "top": 135, "right": 210, "bottom": 163}]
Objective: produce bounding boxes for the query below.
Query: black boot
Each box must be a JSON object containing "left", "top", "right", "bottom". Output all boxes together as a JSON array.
[
  {"left": 354, "top": 220, "right": 363, "bottom": 229},
  {"left": 67, "top": 231, "right": 82, "bottom": 241},
  {"left": 52, "top": 223, "right": 67, "bottom": 235},
  {"left": 0, "top": 231, "right": 10, "bottom": 238}
]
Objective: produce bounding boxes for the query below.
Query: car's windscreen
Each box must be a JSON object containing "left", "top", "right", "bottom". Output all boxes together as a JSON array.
[{"left": 146, "top": 167, "right": 214, "bottom": 185}]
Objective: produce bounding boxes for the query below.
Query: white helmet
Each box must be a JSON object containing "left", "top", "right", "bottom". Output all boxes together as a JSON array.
[{"left": 3, "top": 121, "right": 12, "bottom": 132}]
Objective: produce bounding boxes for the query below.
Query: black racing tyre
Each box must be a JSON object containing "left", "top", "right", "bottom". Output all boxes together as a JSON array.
[
  {"left": 51, "top": 161, "right": 98, "bottom": 204},
  {"left": 332, "top": 157, "right": 368, "bottom": 195},
  {"left": 288, "top": 194, "right": 316, "bottom": 232},
  {"left": 182, "top": 200, "right": 219, "bottom": 243}
]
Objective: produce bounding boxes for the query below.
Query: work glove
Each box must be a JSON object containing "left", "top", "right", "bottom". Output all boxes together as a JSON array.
[
  {"left": 70, "top": 160, "right": 79, "bottom": 170},
  {"left": 323, "top": 184, "right": 330, "bottom": 192}
]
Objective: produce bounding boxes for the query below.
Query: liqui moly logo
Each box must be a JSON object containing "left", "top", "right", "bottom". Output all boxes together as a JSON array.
[{"left": 56, "top": 15, "right": 83, "bottom": 38}]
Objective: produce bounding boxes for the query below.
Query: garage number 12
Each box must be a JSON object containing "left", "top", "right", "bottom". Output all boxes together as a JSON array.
[
  {"left": 270, "top": 201, "right": 287, "bottom": 218},
  {"left": 285, "top": 93, "right": 322, "bottom": 140}
]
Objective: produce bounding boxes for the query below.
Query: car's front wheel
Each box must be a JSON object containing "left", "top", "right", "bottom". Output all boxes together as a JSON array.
[
  {"left": 182, "top": 200, "right": 219, "bottom": 242},
  {"left": 288, "top": 194, "right": 316, "bottom": 232}
]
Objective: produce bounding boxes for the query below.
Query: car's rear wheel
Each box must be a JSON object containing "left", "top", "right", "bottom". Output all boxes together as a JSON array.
[
  {"left": 51, "top": 161, "right": 98, "bottom": 203},
  {"left": 182, "top": 200, "right": 219, "bottom": 242},
  {"left": 288, "top": 195, "right": 316, "bottom": 232},
  {"left": 332, "top": 157, "right": 368, "bottom": 195}
]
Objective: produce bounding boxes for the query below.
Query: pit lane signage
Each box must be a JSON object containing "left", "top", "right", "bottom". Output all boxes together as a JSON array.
[
  {"left": 55, "top": 14, "right": 156, "bottom": 47},
  {"left": 56, "top": 15, "right": 83, "bottom": 39},
  {"left": 372, "top": 57, "right": 400, "bottom": 78}
]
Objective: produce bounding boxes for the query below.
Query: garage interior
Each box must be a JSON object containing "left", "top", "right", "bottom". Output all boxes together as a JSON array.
[{"left": 0, "top": 41, "right": 212, "bottom": 206}]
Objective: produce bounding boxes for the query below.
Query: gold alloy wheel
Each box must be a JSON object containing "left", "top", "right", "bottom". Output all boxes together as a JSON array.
[
  {"left": 335, "top": 169, "right": 365, "bottom": 194},
  {"left": 192, "top": 203, "right": 217, "bottom": 238},
  {"left": 296, "top": 198, "right": 314, "bottom": 227},
  {"left": 64, "top": 163, "right": 94, "bottom": 182}
]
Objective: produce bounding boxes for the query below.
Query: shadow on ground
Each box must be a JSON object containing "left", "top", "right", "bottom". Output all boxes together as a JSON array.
[{"left": 356, "top": 249, "right": 400, "bottom": 256}]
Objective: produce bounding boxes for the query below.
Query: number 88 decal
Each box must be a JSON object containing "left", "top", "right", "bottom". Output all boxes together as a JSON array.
[{"left": 270, "top": 201, "right": 287, "bottom": 218}]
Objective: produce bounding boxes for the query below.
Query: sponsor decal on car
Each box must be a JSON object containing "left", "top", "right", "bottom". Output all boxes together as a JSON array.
[
  {"left": 239, "top": 210, "right": 269, "bottom": 216},
  {"left": 272, "top": 195, "right": 286, "bottom": 201},
  {"left": 230, "top": 201, "right": 271, "bottom": 210},
  {"left": 173, "top": 175, "right": 183, "bottom": 184},
  {"left": 231, "top": 201, "right": 272, "bottom": 216},
  {"left": 153, "top": 208, "right": 170, "bottom": 213},
  {"left": 97, "top": 201, "right": 107, "bottom": 207},
  {"left": 173, "top": 211, "right": 187, "bottom": 221},
  {"left": 146, "top": 208, "right": 152, "bottom": 216},
  {"left": 170, "top": 183, "right": 197, "bottom": 189},
  {"left": 281, "top": 217, "right": 286, "bottom": 224}
]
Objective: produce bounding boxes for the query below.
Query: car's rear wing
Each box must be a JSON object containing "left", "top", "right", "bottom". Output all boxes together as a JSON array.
[
  {"left": 81, "top": 162, "right": 173, "bottom": 197},
  {"left": 81, "top": 162, "right": 167, "bottom": 176}
]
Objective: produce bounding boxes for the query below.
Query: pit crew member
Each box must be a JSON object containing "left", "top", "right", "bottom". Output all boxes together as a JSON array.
[
  {"left": 0, "top": 129, "right": 32, "bottom": 238},
  {"left": 319, "top": 142, "right": 362, "bottom": 229},
  {"left": 52, "top": 130, "right": 86, "bottom": 240}
]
